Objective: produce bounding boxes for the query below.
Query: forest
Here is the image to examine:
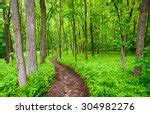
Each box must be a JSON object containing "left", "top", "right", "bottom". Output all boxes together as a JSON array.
[{"left": 0, "top": 0, "right": 150, "bottom": 97}]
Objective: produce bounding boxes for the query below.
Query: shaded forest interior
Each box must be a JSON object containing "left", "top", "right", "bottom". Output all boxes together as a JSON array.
[{"left": 0, "top": 0, "right": 150, "bottom": 97}]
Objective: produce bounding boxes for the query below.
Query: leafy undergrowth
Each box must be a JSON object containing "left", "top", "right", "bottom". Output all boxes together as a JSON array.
[
  {"left": 140, "top": 47, "right": 150, "bottom": 95},
  {"left": 59, "top": 53, "right": 148, "bottom": 97},
  {"left": 0, "top": 58, "right": 56, "bottom": 97}
]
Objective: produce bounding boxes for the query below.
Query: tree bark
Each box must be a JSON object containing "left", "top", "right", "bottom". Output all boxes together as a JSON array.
[
  {"left": 40, "top": 0, "right": 47, "bottom": 64},
  {"left": 134, "top": 0, "right": 150, "bottom": 76},
  {"left": 25, "top": 0, "right": 38, "bottom": 75},
  {"left": 11, "top": 0, "right": 27, "bottom": 86}
]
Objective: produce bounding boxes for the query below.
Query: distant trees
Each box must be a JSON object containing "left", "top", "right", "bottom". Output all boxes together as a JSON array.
[
  {"left": 25, "top": 0, "right": 38, "bottom": 75},
  {"left": 11, "top": 0, "right": 27, "bottom": 86}
]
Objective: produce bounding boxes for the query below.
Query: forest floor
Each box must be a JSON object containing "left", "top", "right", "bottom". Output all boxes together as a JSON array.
[{"left": 44, "top": 57, "right": 89, "bottom": 97}]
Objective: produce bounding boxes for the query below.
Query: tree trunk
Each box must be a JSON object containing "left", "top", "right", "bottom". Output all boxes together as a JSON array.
[
  {"left": 40, "top": 0, "right": 47, "bottom": 64},
  {"left": 62, "top": 18, "right": 68, "bottom": 54},
  {"left": 134, "top": 0, "right": 150, "bottom": 76},
  {"left": 147, "top": 13, "right": 150, "bottom": 45},
  {"left": 84, "top": 0, "right": 88, "bottom": 60},
  {"left": 58, "top": 0, "right": 62, "bottom": 58},
  {"left": 121, "top": 35, "right": 127, "bottom": 71},
  {"left": 25, "top": 0, "right": 38, "bottom": 76},
  {"left": 145, "top": 13, "right": 150, "bottom": 46},
  {"left": 90, "top": 0, "right": 94, "bottom": 56},
  {"left": 47, "top": 23, "right": 50, "bottom": 55},
  {"left": 72, "top": 0, "right": 77, "bottom": 61},
  {"left": 113, "top": 3, "right": 127, "bottom": 71},
  {"left": 3, "top": 8, "right": 11, "bottom": 63},
  {"left": 11, "top": 0, "right": 27, "bottom": 86}
]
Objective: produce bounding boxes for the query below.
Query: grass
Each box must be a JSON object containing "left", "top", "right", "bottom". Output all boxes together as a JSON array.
[
  {"left": 0, "top": 56, "right": 56, "bottom": 97},
  {"left": 59, "top": 52, "right": 148, "bottom": 97}
]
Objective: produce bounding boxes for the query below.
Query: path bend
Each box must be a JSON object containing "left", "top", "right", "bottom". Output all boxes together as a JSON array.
[{"left": 44, "top": 58, "right": 89, "bottom": 97}]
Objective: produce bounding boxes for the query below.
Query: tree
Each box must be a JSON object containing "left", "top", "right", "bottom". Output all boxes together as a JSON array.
[
  {"left": 3, "top": 1, "right": 11, "bottom": 63},
  {"left": 25, "top": 0, "right": 38, "bottom": 75},
  {"left": 145, "top": 10, "right": 150, "bottom": 46},
  {"left": 58, "top": 0, "right": 62, "bottom": 58},
  {"left": 89, "top": 0, "right": 94, "bottom": 56},
  {"left": 40, "top": 0, "right": 47, "bottom": 63},
  {"left": 113, "top": 2, "right": 128, "bottom": 71},
  {"left": 84, "top": 0, "right": 88, "bottom": 60},
  {"left": 2, "top": 0, "right": 11, "bottom": 63},
  {"left": 71, "top": 0, "right": 77, "bottom": 61},
  {"left": 11, "top": 0, "right": 27, "bottom": 86},
  {"left": 134, "top": 0, "right": 150, "bottom": 76}
]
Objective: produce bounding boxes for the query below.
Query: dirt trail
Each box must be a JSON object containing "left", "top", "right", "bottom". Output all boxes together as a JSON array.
[{"left": 44, "top": 58, "right": 89, "bottom": 97}]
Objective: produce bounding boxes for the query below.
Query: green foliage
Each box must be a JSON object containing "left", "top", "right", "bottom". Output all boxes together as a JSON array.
[
  {"left": 6, "top": 0, "right": 141, "bottom": 55},
  {"left": 139, "top": 47, "right": 150, "bottom": 96},
  {"left": 17, "top": 59, "right": 55, "bottom": 97},
  {"left": 59, "top": 53, "right": 148, "bottom": 97},
  {"left": 0, "top": 58, "right": 56, "bottom": 97},
  {"left": 0, "top": 59, "right": 18, "bottom": 96}
]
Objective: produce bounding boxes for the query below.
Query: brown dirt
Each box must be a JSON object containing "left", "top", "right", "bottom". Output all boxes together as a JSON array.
[{"left": 44, "top": 58, "right": 89, "bottom": 97}]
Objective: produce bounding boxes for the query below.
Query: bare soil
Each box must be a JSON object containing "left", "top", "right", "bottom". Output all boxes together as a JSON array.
[{"left": 44, "top": 58, "right": 89, "bottom": 97}]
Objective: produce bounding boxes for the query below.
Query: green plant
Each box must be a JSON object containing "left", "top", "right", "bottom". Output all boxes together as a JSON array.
[
  {"left": 0, "top": 57, "right": 56, "bottom": 97},
  {"left": 139, "top": 47, "right": 150, "bottom": 96},
  {"left": 59, "top": 53, "right": 148, "bottom": 97}
]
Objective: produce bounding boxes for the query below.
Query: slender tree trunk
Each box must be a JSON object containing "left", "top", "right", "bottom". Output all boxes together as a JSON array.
[
  {"left": 121, "top": 38, "right": 127, "bottom": 71},
  {"left": 121, "top": 35, "right": 127, "bottom": 70},
  {"left": 90, "top": 0, "right": 94, "bottom": 56},
  {"left": 47, "top": 23, "right": 50, "bottom": 55},
  {"left": 11, "top": 0, "right": 27, "bottom": 86},
  {"left": 114, "top": 3, "right": 127, "bottom": 71},
  {"left": 147, "top": 13, "right": 150, "bottom": 45},
  {"left": 25, "top": 0, "right": 38, "bottom": 75},
  {"left": 145, "top": 13, "right": 150, "bottom": 46},
  {"left": 62, "top": 18, "right": 68, "bottom": 54},
  {"left": 133, "top": 19, "right": 136, "bottom": 38},
  {"left": 3, "top": 8, "right": 11, "bottom": 63},
  {"left": 72, "top": 0, "right": 77, "bottom": 61},
  {"left": 58, "top": 0, "right": 62, "bottom": 58},
  {"left": 78, "top": 21, "right": 82, "bottom": 53},
  {"left": 134, "top": 0, "right": 150, "bottom": 76},
  {"left": 40, "top": 0, "right": 47, "bottom": 64},
  {"left": 84, "top": 0, "right": 88, "bottom": 60}
]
